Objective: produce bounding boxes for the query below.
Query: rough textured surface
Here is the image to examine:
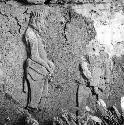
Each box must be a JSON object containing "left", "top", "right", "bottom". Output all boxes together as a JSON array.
[
  {"left": 0, "top": 0, "right": 124, "bottom": 125},
  {"left": 0, "top": 2, "right": 88, "bottom": 124}
]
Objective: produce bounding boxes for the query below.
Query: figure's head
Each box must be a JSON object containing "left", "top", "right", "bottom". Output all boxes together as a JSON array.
[{"left": 29, "top": 11, "right": 45, "bottom": 31}]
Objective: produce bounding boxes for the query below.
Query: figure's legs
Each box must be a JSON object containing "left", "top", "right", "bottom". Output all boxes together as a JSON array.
[
  {"left": 29, "top": 80, "right": 44, "bottom": 108},
  {"left": 27, "top": 59, "right": 50, "bottom": 109},
  {"left": 27, "top": 68, "right": 45, "bottom": 108}
]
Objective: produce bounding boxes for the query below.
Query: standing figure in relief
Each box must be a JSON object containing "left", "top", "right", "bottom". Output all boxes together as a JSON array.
[{"left": 23, "top": 11, "right": 55, "bottom": 110}]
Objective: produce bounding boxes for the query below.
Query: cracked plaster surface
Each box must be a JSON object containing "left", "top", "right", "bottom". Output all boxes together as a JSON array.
[{"left": 0, "top": 0, "right": 124, "bottom": 124}]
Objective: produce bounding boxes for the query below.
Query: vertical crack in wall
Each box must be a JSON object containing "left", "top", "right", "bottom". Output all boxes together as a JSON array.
[
  {"left": 75, "top": 62, "right": 99, "bottom": 123},
  {"left": 76, "top": 82, "right": 79, "bottom": 125},
  {"left": 61, "top": 6, "right": 72, "bottom": 42},
  {"left": 78, "top": 63, "right": 99, "bottom": 99},
  {"left": 14, "top": 17, "right": 22, "bottom": 33}
]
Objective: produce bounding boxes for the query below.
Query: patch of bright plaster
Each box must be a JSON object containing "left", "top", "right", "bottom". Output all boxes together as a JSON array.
[
  {"left": 94, "top": 10, "right": 124, "bottom": 58},
  {"left": 121, "top": 96, "right": 124, "bottom": 111},
  {"left": 73, "top": 4, "right": 124, "bottom": 58}
]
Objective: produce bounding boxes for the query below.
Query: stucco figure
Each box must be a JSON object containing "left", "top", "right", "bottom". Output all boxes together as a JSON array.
[{"left": 23, "top": 12, "right": 55, "bottom": 110}]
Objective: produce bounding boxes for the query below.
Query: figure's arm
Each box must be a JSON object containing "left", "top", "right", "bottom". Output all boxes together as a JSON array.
[
  {"left": 81, "top": 56, "right": 92, "bottom": 79},
  {"left": 37, "top": 38, "right": 55, "bottom": 73}
]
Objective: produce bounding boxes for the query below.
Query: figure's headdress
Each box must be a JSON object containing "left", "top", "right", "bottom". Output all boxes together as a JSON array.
[{"left": 28, "top": 7, "right": 48, "bottom": 32}]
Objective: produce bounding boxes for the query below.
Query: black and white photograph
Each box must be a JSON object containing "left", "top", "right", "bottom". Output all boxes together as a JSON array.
[{"left": 0, "top": 0, "right": 124, "bottom": 124}]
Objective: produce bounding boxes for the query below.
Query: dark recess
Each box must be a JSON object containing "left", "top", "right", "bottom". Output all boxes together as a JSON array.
[{"left": 13, "top": 0, "right": 36, "bottom": 5}]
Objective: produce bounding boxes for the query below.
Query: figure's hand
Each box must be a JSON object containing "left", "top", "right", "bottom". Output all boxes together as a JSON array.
[{"left": 47, "top": 60, "right": 55, "bottom": 74}]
